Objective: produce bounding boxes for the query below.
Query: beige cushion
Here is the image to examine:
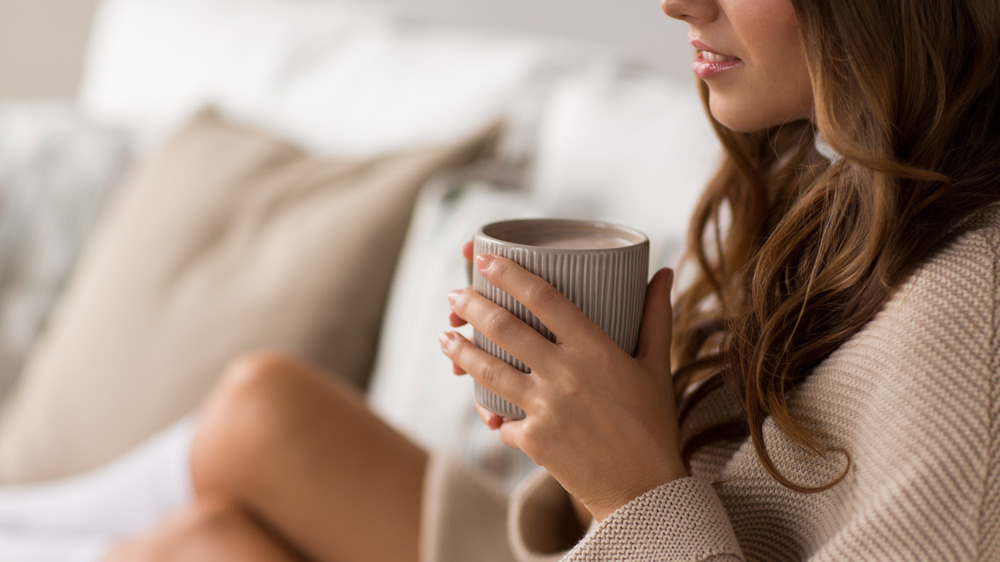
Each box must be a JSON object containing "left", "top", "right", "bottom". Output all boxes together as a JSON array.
[{"left": 0, "top": 109, "right": 494, "bottom": 481}]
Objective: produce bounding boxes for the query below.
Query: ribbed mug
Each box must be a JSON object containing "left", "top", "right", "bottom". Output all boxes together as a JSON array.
[{"left": 472, "top": 218, "right": 649, "bottom": 420}]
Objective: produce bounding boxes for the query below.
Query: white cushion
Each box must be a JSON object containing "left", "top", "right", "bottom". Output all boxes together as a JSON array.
[
  {"left": 366, "top": 178, "right": 544, "bottom": 489},
  {"left": 78, "top": 0, "right": 581, "bottom": 158},
  {"left": 532, "top": 66, "right": 720, "bottom": 246}
]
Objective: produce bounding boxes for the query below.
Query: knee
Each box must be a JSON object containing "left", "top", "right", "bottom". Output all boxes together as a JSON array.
[
  {"left": 211, "top": 350, "right": 313, "bottom": 420},
  {"left": 208, "top": 351, "right": 302, "bottom": 431},
  {"left": 218, "top": 350, "right": 304, "bottom": 398},
  {"left": 191, "top": 351, "right": 311, "bottom": 492}
]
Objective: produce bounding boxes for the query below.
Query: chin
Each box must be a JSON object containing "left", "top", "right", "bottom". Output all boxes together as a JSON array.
[
  {"left": 714, "top": 112, "right": 811, "bottom": 133},
  {"left": 710, "top": 105, "right": 763, "bottom": 132},
  {"left": 708, "top": 101, "right": 757, "bottom": 132},
  {"left": 709, "top": 98, "right": 814, "bottom": 133}
]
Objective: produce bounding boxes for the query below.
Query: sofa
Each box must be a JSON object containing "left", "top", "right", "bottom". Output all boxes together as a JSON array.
[{"left": 0, "top": 0, "right": 720, "bottom": 492}]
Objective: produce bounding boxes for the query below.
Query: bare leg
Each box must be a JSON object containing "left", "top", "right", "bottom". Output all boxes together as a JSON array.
[
  {"left": 110, "top": 351, "right": 426, "bottom": 561},
  {"left": 105, "top": 497, "right": 303, "bottom": 562},
  {"left": 189, "top": 351, "right": 427, "bottom": 562}
]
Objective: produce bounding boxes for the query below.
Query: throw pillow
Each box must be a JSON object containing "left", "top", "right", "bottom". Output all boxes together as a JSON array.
[{"left": 0, "top": 108, "right": 494, "bottom": 481}]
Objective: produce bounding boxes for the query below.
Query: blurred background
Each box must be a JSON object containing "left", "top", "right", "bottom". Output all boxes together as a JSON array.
[
  {"left": 0, "top": 0, "right": 692, "bottom": 99},
  {"left": 0, "top": 0, "right": 718, "bottom": 489},
  {"left": 0, "top": 0, "right": 100, "bottom": 98}
]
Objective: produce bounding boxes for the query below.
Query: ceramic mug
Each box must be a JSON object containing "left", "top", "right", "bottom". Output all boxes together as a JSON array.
[{"left": 472, "top": 218, "right": 650, "bottom": 419}]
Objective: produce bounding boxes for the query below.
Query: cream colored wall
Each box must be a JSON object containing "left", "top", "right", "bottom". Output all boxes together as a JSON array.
[
  {"left": 0, "top": 0, "right": 102, "bottom": 99},
  {"left": 0, "top": 0, "right": 691, "bottom": 100}
]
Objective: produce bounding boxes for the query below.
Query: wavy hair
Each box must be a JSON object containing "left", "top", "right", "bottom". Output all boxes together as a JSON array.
[{"left": 672, "top": 0, "right": 1000, "bottom": 491}]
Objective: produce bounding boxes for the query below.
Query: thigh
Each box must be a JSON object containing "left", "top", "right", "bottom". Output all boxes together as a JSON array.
[
  {"left": 190, "top": 352, "right": 427, "bottom": 562},
  {"left": 105, "top": 498, "right": 303, "bottom": 562}
]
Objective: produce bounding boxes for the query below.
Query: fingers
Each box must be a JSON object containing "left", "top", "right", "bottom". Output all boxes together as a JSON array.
[
  {"left": 474, "top": 254, "right": 602, "bottom": 344},
  {"left": 634, "top": 268, "right": 674, "bottom": 378},
  {"left": 462, "top": 240, "right": 475, "bottom": 285},
  {"left": 449, "top": 311, "right": 467, "bottom": 328},
  {"left": 448, "top": 286, "right": 554, "bottom": 371},
  {"left": 438, "top": 331, "right": 533, "bottom": 410},
  {"left": 474, "top": 401, "right": 504, "bottom": 430},
  {"left": 452, "top": 241, "right": 475, "bottom": 325}
]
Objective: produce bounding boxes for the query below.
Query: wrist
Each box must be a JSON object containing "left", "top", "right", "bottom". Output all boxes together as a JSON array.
[{"left": 589, "top": 463, "right": 688, "bottom": 522}]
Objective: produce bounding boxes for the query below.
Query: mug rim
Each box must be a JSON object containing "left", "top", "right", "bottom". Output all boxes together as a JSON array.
[{"left": 475, "top": 218, "right": 648, "bottom": 252}]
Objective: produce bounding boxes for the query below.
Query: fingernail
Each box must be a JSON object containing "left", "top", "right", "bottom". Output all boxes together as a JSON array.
[
  {"left": 438, "top": 332, "right": 453, "bottom": 349},
  {"left": 476, "top": 254, "right": 495, "bottom": 270},
  {"left": 447, "top": 290, "right": 460, "bottom": 306}
]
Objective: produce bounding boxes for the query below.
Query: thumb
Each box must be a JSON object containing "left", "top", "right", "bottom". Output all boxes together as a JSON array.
[{"left": 634, "top": 268, "right": 674, "bottom": 377}]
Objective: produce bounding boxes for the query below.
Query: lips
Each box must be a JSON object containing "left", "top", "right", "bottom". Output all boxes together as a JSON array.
[{"left": 690, "top": 39, "right": 742, "bottom": 79}]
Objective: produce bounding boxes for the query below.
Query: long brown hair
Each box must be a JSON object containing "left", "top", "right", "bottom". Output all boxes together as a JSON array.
[{"left": 672, "top": 0, "right": 1000, "bottom": 492}]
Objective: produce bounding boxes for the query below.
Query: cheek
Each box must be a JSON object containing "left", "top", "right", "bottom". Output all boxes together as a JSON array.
[
  {"left": 757, "top": 46, "right": 812, "bottom": 116},
  {"left": 705, "top": 0, "right": 813, "bottom": 131},
  {"left": 770, "top": 37, "right": 814, "bottom": 121},
  {"left": 735, "top": 3, "right": 813, "bottom": 122},
  {"left": 730, "top": 0, "right": 805, "bottom": 79},
  {"left": 774, "top": 7, "right": 811, "bottom": 95}
]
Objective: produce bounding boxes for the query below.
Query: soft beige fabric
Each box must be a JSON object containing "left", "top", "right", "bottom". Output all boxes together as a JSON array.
[
  {"left": 420, "top": 455, "right": 515, "bottom": 562},
  {"left": 0, "top": 109, "right": 494, "bottom": 482},
  {"left": 423, "top": 205, "right": 999, "bottom": 561}
]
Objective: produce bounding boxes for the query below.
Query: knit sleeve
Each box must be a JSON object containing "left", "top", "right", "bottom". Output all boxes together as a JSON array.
[
  {"left": 977, "top": 228, "right": 1000, "bottom": 559},
  {"left": 561, "top": 477, "right": 743, "bottom": 561},
  {"left": 508, "top": 469, "right": 742, "bottom": 561},
  {"left": 982, "top": 364, "right": 1000, "bottom": 559}
]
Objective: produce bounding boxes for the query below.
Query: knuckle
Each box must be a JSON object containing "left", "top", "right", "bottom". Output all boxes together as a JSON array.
[
  {"left": 451, "top": 337, "right": 471, "bottom": 363},
  {"left": 484, "top": 309, "right": 517, "bottom": 341},
  {"left": 520, "top": 417, "right": 541, "bottom": 443},
  {"left": 553, "top": 375, "right": 584, "bottom": 399},
  {"left": 479, "top": 359, "right": 505, "bottom": 389},
  {"left": 518, "top": 417, "right": 549, "bottom": 459},
  {"left": 524, "top": 282, "right": 560, "bottom": 309},
  {"left": 498, "top": 426, "right": 520, "bottom": 450},
  {"left": 452, "top": 288, "right": 472, "bottom": 311}
]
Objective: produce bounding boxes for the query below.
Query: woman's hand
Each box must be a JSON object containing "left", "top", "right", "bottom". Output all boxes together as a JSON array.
[{"left": 440, "top": 246, "right": 688, "bottom": 522}]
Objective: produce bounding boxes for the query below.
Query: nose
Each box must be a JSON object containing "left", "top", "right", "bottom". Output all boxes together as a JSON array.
[{"left": 662, "top": 0, "right": 719, "bottom": 24}]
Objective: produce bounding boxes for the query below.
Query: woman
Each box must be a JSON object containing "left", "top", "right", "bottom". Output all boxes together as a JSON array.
[
  {"left": 4, "top": 0, "right": 999, "bottom": 559},
  {"left": 441, "top": 0, "right": 999, "bottom": 559}
]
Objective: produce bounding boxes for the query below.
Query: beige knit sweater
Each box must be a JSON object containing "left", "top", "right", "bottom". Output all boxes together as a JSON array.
[{"left": 420, "top": 205, "right": 999, "bottom": 562}]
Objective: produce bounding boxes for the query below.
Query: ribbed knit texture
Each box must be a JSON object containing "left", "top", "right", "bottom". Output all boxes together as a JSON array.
[{"left": 424, "top": 206, "right": 999, "bottom": 561}]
